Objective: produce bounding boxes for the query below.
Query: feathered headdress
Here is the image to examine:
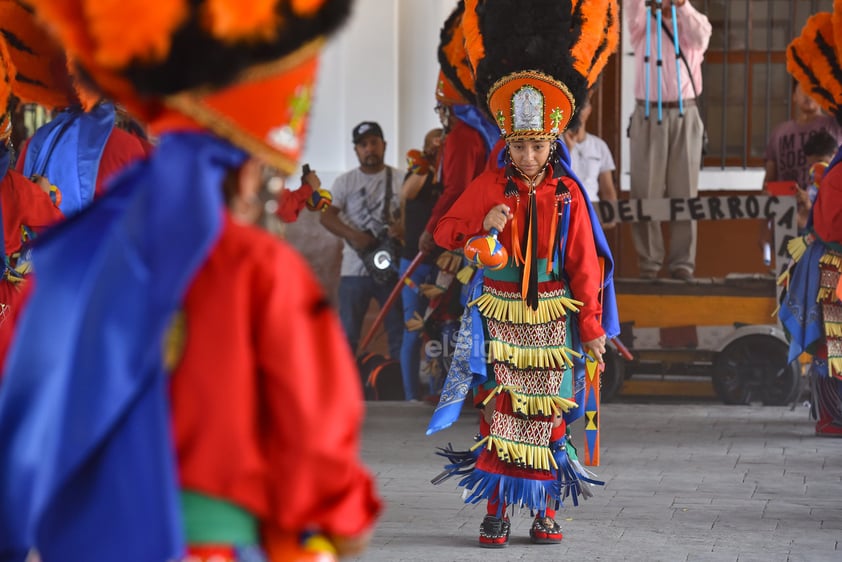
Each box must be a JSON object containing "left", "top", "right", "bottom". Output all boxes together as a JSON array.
[
  {"left": 0, "top": 0, "right": 79, "bottom": 109},
  {"left": 0, "top": 37, "right": 15, "bottom": 144},
  {"left": 464, "top": 0, "right": 619, "bottom": 140},
  {"left": 787, "top": 1, "right": 842, "bottom": 123},
  {"left": 438, "top": 1, "right": 476, "bottom": 105},
  {"left": 460, "top": 0, "right": 619, "bottom": 310},
  {"left": 28, "top": 0, "right": 353, "bottom": 174}
]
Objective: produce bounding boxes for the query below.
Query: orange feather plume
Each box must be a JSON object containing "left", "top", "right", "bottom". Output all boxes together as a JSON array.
[
  {"left": 571, "top": 0, "right": 608, "bottom": 81},
  {"left": 440, "top": 11, "right": 476, "bottom": 97},
  {"left": 587, "top": 0, "right": 620, "bottom": 87},
  {"left": 84, "top": 0, "right": 188, "bottom": 69},
  {"left": 833, "top": 0, "right": 842, "bottom": 57},
  {"left": 787, "top": 12, "right": 842, "bottom": 118},
  {"left": 0, "top": 37, "right": 16, "bottom": 116},
  {"left": 203, "top": 0, "right": 279, "bottom": 43},
  {"left": 462, "top": 0, "right": 485, "bottom": 75},
  {"left": 0, "top": 0, "right": 76, "bottom": 108}
]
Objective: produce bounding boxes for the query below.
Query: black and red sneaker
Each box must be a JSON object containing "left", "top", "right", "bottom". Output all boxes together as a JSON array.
[
  {"left": 478, "top": 515, "right": 510, "bottom": 548},
  {"left": 529, "top": 515, "right": 563, "bottom": 544}
]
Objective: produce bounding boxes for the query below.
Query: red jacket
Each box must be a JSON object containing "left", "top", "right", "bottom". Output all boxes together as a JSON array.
[
  {"left": 424, "top": 119, "right": 488, "bottom": 234},
  {"left": 434, "top": 168, "right": 604, "bottom": 342},
  {"left": 170, "top": 215, "right": 382, "bottom": 538}
]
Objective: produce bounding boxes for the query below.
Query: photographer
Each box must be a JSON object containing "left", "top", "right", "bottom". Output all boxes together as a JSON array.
[{"left": 320, "top": 121, "right": 404, "bottom": 366}]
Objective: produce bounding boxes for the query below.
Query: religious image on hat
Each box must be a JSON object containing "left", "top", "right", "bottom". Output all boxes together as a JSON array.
[
  {"left": 463, "top": 0, "right": 620, "bottom": 138},
  {"left": 352, "top": 121, "right": 384, "bottom": 144}
]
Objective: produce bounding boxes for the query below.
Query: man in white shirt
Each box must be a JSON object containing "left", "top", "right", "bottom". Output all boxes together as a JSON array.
[
  {"left": 321, "top": 121, "right": 404, "bottom": 364},
  {"left": 564, "top": 96, "right": 617, "bottom": 223}
]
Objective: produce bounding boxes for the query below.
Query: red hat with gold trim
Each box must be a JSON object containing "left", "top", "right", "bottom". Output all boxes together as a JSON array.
[
  {"left": 435, "top": 69, "right": 468, "bottom": 106},
  {"left": 463, "top": 0, "right": 620, "bottom": 140},
  {"left": 27, "top": 0, "right": 353, "bottom": 175}
]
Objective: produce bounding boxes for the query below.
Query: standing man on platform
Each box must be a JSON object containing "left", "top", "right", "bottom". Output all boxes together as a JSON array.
[{"left": 627, "top": 0, "right": 711, "bottom": 280}]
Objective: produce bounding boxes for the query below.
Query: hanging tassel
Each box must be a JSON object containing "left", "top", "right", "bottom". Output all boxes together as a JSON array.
[
  {"left": 524, "top": 190, "right": 539, "bottom": 310},
  {"left": 546, "top": 198, "right": 560, "bottom": 274}
]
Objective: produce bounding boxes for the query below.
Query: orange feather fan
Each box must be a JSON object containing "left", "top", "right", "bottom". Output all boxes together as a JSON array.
[
  {"left": 0, "top": 0, "right": 76, "bottom": 109},
  {"left": 84, "top": 0, "right": 188, "bottom": 68},
  {"left": 787, "top": 12, "right": 842, "bottom": 119},
  {"left": 462, "top": 0, "right": 484, "bottom": 76},
  {"left": 570, "top": 0, "right": 608, "bottom": 81},
  {"left": 587, "top": 0, "right": 620, "bottom": 87},
  {"left": 203, "top": 0, "right": 279, "bottom": 43},
  {"left": 439, "top": 8, "right": 476, "bottom": 99},
  {"left": 0, "top": 37, "right": 15, "bottom": 116}
]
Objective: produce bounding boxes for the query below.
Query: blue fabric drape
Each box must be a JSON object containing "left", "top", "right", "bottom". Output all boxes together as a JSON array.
[{"left": 0, "top": 131, "right": 246, "bottom": 562}]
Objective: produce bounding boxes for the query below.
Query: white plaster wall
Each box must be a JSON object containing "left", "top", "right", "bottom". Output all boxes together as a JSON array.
[
  {"left": 285, "top": 0, "right": 456, "bottom": 298},
  {"left": 301, "top": 0, "right": 455, "bottom": 189}
]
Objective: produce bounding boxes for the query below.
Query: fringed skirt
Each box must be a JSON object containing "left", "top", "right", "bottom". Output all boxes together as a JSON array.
[{"left": 444, "top": 276, "right": 600, "bottom": 511}]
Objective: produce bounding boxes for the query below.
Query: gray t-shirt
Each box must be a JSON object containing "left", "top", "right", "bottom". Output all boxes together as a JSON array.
[
  {"left": 329, "top": 166, "right": 403, "bottom": 277},
  {"left": 765, "top": 115, "right": 842, "bottom": 189}
]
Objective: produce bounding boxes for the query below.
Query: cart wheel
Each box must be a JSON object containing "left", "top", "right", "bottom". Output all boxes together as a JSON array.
[
  {"left": 712, "top": 335, "right": 800, "bottom": 406},
  {"left": 600, "top": 348, "right": 625, "bottom": 402}
]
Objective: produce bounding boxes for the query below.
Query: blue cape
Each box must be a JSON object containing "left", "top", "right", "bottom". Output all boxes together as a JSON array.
[
  {"left": 21, "top": 103, "right": 115, "bottom": 217},
  {"left": 0, "top": 131, "right": 246, "bottom": 562}
]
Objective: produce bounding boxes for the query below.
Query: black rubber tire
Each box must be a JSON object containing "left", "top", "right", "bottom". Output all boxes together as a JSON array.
[{"left": 711, "top": 335, "right": 800, "bottom": 406}]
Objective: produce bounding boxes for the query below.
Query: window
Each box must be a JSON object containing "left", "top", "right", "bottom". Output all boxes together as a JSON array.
[{"left": 700, "top": 0, "right": 834, "bottom": 168}]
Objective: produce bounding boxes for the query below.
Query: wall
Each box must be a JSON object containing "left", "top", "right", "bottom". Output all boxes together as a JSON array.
[{"left": 301, "top": 0, "right": 454, "bottom": 188}]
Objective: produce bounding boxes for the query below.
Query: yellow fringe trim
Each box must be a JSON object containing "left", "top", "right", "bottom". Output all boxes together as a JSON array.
[
  {"left": 469, "top": 291, "right": 583, "bottom": 325},
  {"left": 509, "top": 391, "right": 577, "bottom": 418},
  {"left": 818, "top": 287, "right": 836, "bottom": 302},
  {"left": 787, "top": 235, "right": 808, "bottom": 263},
  {"left": 480, "top": 385, "right": 578, "bottom": 418},
  {"left": 819, "top": 251, "right": 842, "bottom": 269},
  {"left": 470, "top": 435, "right": 558, "bottom": 472},
  {"left": 826, "top": 322, "right": 842, "bottom": 338},
  {"left": 829, "top": 357, "right": 842, "bottom": 379},
  {"left": 490, "top": 340, "right": 581, "bottom": 369},
  {"left": 777, "top": 268, "right": 790, "bottom": 288},
  {"left": 456, "top": 265, "right": 476, "bottom": 285}
]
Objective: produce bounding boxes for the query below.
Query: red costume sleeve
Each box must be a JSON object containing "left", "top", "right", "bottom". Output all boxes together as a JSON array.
[
  {"left": 561, "top": 176, "right": 604, "bottom": 341},
  {"left": 276, "top": 184, "right": 314, "bottom": 223},
  {"left": 434, "top": 170, "right": 603, "bottom": 341},
  {"left": 424, "top": 120, "right": 488, "bottom": 234},
  {"left": 2, "top": 171, "right": 64, "bottom": 255},
  {"left": 14, "top": 139, "right": 29, "bottom": 174},
  {"left": 94, "top": 128, "right": 149, "bottom": 197},
  {"left": 257, "top": 240, "right": 382, "bottom": 538},
  {"left": 171, "top": 218, "right": 380, "bottom": 541},
  {"left": 433, "top": 170, "right": 497, "bottom": 250},
  {"left": 813, "top": 162, "right": 842, "bottom": 244}
]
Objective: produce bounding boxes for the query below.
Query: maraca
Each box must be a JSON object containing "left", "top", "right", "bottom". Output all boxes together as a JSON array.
[
  {"left": 306, "top": 188, "right": 333, "bottom": 212},
  {"left": 464, "top": 228, "right": 508, "bottom": 270}
]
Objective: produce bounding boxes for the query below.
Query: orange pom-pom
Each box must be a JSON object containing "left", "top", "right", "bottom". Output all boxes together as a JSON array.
[{"left": 203, "top": 0, "right": 279, "bottom": 43}]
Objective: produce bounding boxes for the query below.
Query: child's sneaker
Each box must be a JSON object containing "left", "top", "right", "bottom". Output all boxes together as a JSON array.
[
  {"left": 478, "top": 515, "right": 510, "bottom": 548},
  {"left": 529, "top": 515, "right": 563, "bottom": 544}
]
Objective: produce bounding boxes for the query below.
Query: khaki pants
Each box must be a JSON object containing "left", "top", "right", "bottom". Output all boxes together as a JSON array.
[{"left": 629, "top": 103, "right": 704, "bottom": 275}]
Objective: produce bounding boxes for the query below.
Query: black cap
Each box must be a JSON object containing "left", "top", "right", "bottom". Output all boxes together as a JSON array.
[{"left": 352, "top": 121, "right": 384, "bottom": 144}]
